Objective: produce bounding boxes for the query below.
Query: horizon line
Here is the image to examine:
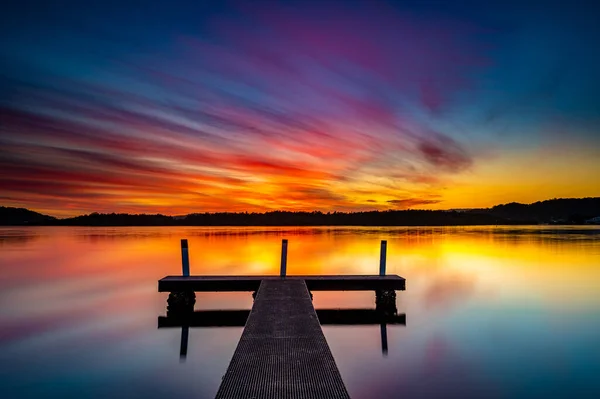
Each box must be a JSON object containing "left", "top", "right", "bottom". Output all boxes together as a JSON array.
[{"left": 3, "top": 196, "right": 599, "bottom": 220}]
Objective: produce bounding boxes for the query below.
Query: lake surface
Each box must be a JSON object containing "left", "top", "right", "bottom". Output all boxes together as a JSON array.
[{"left": 1, "top": 226, "right": 599, "bottom": 398}]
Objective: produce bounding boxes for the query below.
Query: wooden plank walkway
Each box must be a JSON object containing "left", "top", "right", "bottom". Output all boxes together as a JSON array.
[
  {"left": 158, "top": 274, "right": 405, "bottom": 292},
  {"left": 215, "top": 279, "right": 350, "bottom": 399}
]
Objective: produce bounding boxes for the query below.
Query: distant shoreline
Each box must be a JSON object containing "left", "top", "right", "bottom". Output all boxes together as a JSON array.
[
  {"left": 2, "top": 223, "right": 599, "bottom": 227},
  {"left": 2, "top": 197, "right": 599, "bottom": 226}
]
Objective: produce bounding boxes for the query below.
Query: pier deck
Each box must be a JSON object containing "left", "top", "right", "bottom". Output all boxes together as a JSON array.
[
  {"left": 158, "top": 239, "right": 405, "bottom": 397},
  {"left": 215, "top": 279, "right": 350, "bottom": 399},
  {"left": 158, "top": 274, "right": 405, "bottom": 292}
]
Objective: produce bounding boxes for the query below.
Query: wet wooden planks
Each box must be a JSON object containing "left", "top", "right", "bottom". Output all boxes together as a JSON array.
[{"left": 215, "top": 279, "right": 350, "bottom": 399}]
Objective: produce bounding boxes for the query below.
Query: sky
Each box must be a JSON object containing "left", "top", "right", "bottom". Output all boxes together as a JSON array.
[{"left": 1, "top": 0, "right": 599, "bottom": 217}]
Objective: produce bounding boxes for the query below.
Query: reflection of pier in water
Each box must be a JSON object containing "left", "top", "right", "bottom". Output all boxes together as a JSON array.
[
  {"left": 159, "top": 305, "right": 406, "bottom": 358},
  {"left": 157, "top": 239, "right": 406, "bottom": 398}
]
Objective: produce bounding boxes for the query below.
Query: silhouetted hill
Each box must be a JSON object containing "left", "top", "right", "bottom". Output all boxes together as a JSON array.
[
  {"left": 489, "top": 197, "right": 600, "bottom": 223},
  {"left": 1, "top": 197, "right": 598, "bottom": 226},
  {"left": 0, "top": 206, "right": 56, "bottom": 225}
]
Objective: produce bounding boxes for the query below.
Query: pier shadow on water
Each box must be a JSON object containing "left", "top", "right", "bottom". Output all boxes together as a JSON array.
[{"left": 158, "top": 290, "right": 405, "bottom": 360}]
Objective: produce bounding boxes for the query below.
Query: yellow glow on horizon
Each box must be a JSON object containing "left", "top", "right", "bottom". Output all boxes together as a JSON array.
[
  {"left": 3, "top": 226, "right": 598, "bottom": 313},
  {"left": 430, "top": 147, "right": 600, "bottom": 209},
  {"left": 3, "top": 138, "right": 599, "bottom": 217}
]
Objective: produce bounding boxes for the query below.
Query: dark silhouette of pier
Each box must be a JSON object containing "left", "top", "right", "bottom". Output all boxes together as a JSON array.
[
  {"left": 158, "top": 274, "right": 406, "bottom": 292},
  {"left": 217, "top": 279, "right": 349, "bottom": 398},
  {"left": 158, "top": 308, "right": 406, "bottom": 328},
  {"left": 157, "top": 239, "right": 406, "bottom": 398}
]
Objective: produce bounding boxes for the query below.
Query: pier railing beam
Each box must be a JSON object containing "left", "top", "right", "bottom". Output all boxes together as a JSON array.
[
  {"left": 379, "top": 240, "right": 387, "bottom": 276},
  {"left": 280, "top": 239, "right": 288, "bottom": 277},
  {"left": 181, "top": 239, "right": 190, "bottom": 276}
]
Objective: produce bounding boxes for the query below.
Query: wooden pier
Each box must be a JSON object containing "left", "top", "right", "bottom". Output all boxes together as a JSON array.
[
  {"left": 215, "top": 279, "right": 349, "bottom": 398},
  {"left": 157, "top": 239, "right": 406, "bottom": 398}
]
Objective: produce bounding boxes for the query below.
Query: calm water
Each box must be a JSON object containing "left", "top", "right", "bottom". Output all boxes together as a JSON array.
[{"left": 1, "top": 226, "right": 599, "bottom": 398}]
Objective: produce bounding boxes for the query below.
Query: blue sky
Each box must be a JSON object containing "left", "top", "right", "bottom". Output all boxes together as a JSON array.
[{"left": 1, "top": 0, "right": 599, "bottom": 215}]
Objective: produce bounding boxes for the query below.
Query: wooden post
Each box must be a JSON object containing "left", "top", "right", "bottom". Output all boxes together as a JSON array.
[
  {"left": 181, "top": 239, "right": 190, "bottom": 276},
  {"left": 280, "top": 239, "right": 288, "bottom": 277},
  {"left": 379, "top": 240, "right": 387, "bottom": 276}
]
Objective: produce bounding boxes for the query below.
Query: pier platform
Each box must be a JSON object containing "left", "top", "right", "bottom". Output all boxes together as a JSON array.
[
  {"left": 158, "top": 274, "right": 405, "bottom": 397},
  {"left": 158, "top": 238, "right": 406, "bottom": 397},
  {"left": 215, "top": 279, "right": 350, "bottom": 399},
  {"left": 158, "top": 274, "right": 405, "bottom": 398}
]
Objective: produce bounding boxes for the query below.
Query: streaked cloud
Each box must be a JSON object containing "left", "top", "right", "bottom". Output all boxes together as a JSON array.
[{"left": 1, "top": 1, "right": 598, "bottom": 216}]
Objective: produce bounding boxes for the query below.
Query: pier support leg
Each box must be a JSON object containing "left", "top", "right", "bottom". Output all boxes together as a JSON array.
[
  {"left": 375, "top": 289, "right": 397, "bottom": 315},
  {"left": 181, "top": 239, "right": 190, "bottom": 276},
  {"left": 280, "top": 239, "right": 288, "bottom": 277},
  {"left": 171, "top": 238, "right": 195, "bottom": 314},
  {"left": 379, "top": 240, "right": 387, "bottom": 276},
  {"left": 167, "top": 291, "right": 196, "bottom": 315}
]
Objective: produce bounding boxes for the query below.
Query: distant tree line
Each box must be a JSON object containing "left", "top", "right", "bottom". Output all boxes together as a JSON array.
[
  {"left": 1, "top": 197, "right": 598, "bottom": 226},
  {"left": 180, "top": 210, "right": 514, "bottom": 226}
]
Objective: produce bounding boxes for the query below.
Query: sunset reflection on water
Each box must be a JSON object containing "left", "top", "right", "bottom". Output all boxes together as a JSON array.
[{"left": 0, "top": 226, "right": 599, "bottom": 398}]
